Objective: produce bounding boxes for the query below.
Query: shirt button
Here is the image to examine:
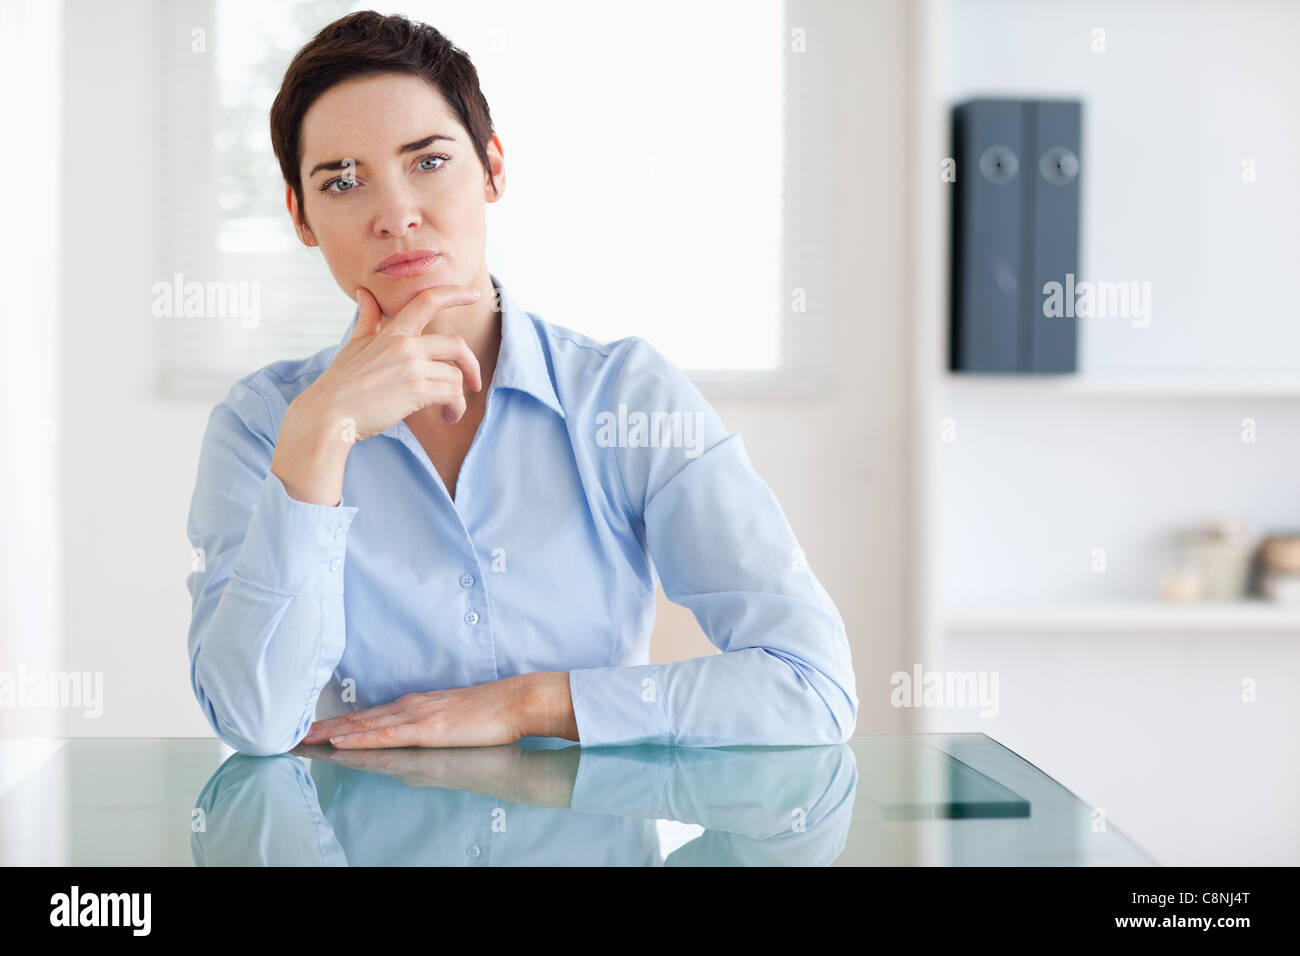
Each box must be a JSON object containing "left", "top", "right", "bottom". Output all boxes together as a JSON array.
[
  {"left": 459, "top": 573, "right": 475, "bottom": 588},
  {"left": 328, "top": 557, "right": 341, "bottom": 572},
  {"left": 466, "top": 844, "right": 481, "bottom": 859},
  {"left": 464, "top": 610, "right": 479, "bottom": 625}
]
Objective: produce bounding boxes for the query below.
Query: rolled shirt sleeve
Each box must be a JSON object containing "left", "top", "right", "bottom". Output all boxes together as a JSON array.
[
  {"left": 568, "top": 339, "right": 859, "bottom": 747},
  {"left": 186, "top": 381, "right": 358, "bottom": 756}
]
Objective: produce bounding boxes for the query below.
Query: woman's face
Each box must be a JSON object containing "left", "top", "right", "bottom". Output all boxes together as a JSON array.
[{"left": 288, "top": 72, "right": 504, "bottom": 318}]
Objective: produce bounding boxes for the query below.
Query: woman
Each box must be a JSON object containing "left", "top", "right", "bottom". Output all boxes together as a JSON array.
[{"left": 186, "top": 10, "right": 857, "bottom": 754}]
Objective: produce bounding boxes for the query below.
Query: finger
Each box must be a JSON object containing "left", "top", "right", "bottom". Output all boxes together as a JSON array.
[
  {"left": 301, "top": 721, "right": 350, "bottom": 744},
  {"left": 301, "top": 722, "right": 345, "bottom": 744},
  {"left": 329, "top": 701, "right": 444, "bottom": 740},
  {"left": 304, "top": 714, "right": 393, "bottom": 744},
  {"left": 382, "top": 285, "right": 482, "bottom": 338},
  {"left": 351, "top": 287, "right": 383, "bottom": 340},
  {"left": 303, "top": 700, "right": 410, "bottom": 742},
  {"left": 419, "top": 362, "right": 469, "bottom": 423},
  {"left": 427, "top": 377, "right": 467, "bottom": 425},
  {"left": 330, "top": 720, "right": 429, "bottom": 749},
  {"left": 398, "top": 365, "right": 467, "bottom": 424},
  {"left": 305, "top": 687, "right": 455, "bottom": 743},
  {"left": 413, "top": 333, "right": 483, "bottom": 392}
]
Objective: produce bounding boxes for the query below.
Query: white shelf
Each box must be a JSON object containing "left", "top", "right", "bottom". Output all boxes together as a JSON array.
[
  {"left": 944, "top": 601, "right": 1300, "bottom": 632},
  {"left": 943, "top": 374, "right": 1300, "bottom": 398}
]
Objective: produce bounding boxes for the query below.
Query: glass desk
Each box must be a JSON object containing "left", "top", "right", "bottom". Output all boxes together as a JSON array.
[{"left": 0, "top": 733, "right": 1155, "bottom": 865}]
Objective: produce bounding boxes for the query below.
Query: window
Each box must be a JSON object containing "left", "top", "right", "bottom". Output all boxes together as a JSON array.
[{"left": 162, "top": 0, "right": 815, "bottom": 398}]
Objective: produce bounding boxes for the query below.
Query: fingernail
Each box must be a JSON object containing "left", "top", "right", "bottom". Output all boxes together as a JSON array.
[{"left": 471, "top": 289, "right": 482, "bottom": 297}]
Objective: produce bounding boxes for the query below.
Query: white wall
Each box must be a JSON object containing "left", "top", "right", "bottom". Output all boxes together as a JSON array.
[
  {"left": 57, "top": 1, "right": 212, "bottom": 738},
  {"left": 1, "top": 0, "right": 63, "bottom": 738},
  {"left": 0, "top": 0, "right": 68, "bottom": 863}
]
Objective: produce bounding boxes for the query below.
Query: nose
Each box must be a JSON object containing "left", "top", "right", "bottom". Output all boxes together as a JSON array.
[{"left": 373, "top": 177, "right": 423, "bottom": 238}]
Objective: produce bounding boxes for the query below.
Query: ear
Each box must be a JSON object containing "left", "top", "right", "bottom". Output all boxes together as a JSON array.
[
  {"left": 484, "top": 133, "right": 506, "bottom": 204},
  {"left": 285, "top": 184, "right": 317, "bottom": 246}
]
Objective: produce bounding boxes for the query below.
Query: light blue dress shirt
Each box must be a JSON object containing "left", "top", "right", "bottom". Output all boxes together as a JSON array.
[{"left": 185, "top": 273, "right": 858, "bottom": 755}]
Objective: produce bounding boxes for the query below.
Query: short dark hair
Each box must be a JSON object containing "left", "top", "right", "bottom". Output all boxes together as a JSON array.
[{"left": 270, "top": 10, "right": 497, "bottom": 233}]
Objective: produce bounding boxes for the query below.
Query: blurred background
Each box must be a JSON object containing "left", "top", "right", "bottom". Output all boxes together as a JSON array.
[{"left": 2, "top": 0, "right": 1298, "bottom": 865}]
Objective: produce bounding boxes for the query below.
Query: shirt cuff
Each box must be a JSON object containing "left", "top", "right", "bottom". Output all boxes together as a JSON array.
[
  {"left": 569, "top": 664, "right": 672, "bottom": 747},
  {"left": 232, "top": 470, "right": 359, "bottom": 596}
]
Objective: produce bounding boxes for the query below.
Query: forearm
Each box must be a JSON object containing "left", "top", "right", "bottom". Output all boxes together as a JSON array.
[{"left": 193, "top": 585, "right": 346, "bottom": 755}]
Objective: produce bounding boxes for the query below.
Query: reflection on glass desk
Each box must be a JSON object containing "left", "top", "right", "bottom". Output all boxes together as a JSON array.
[{"left": 0, "top": 733, "right": 1155, "bottom": 865}]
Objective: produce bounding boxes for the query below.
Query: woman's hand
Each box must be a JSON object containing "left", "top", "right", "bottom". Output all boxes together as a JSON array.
[
  {"left": 298, "top": 672, "right": 578, "bottom": 749},
  {"left": 303, "top": 284, "right": 484, "bottom": 438},
  {"left": 270, "top": 284, "right": 483, "bottom": 505}
]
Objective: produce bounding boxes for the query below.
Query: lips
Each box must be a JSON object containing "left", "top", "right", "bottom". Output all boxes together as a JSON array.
[{"left": 376, "top": 249, "right": 441, "bottom": 277}]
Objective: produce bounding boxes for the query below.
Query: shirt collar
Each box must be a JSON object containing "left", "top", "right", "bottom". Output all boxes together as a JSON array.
[{"left": 333, "top": 272, "right": 565, "bottom": 422}]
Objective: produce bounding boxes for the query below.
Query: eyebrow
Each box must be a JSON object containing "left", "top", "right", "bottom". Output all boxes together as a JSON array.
[{"left": 308, "top": 133, "right": 456, "bottom": 177}]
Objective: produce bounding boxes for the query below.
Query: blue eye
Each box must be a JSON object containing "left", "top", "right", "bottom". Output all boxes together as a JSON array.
[
  {"left": 318, "top": 174, "right": 358, "bottom": 195},
  {"left": 317, "top": 153, "right": 451, "bottom": 196}
]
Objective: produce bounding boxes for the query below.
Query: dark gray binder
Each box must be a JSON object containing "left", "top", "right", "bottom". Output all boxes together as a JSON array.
[{"left": 951, "top": 98, "right": 1082, "bottom": 373}]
